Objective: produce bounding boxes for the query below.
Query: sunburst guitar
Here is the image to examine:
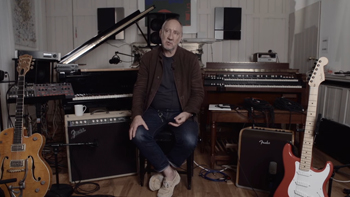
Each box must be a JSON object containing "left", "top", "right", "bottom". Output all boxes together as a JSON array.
[
  {"left": 274, "top": 57, "right": 333, "bottom": 197},
  {"left": 0, "top": 54, "right": 52, "bottom": 197}
]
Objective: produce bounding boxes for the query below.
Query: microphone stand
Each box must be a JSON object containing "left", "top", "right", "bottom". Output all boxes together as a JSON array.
[{"left": 45, "top": 142, "right": 97, "bottom": 197}]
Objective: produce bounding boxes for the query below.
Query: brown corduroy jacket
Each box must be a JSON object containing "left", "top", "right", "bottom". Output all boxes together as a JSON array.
[{"left": 131, "top": 46, "right": 204, "bottom": 120}]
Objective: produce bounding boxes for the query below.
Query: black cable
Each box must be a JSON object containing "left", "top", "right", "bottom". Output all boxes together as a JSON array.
[{"left": 198, "top": 169, "right": 231, "bottom": 182}]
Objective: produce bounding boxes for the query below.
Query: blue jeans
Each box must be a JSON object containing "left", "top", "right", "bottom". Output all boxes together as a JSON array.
[{"left": 132, "top": 108, "right": 198, "bottom": 172}]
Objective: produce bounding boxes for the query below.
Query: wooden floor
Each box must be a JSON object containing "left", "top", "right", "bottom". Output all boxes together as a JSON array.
[{"left": 46, "top": 145, "right": 350, "bottom": 197}]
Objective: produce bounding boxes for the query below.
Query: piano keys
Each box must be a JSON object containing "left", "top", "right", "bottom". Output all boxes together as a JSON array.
[
  {"left": 72, "top": 93, "right": 133, "bottom": 101},
  {"left": 204, "top": 73, "right": 303, "bottom": 89},
  {"left": 203, "top": 62, "right": 305, "bottom": 90},
  {"left": 59, "top": 68, "right": 138, "bottom": 114},
  {"left": 202, "top": 62, "right": 308, "bottom": 108}
]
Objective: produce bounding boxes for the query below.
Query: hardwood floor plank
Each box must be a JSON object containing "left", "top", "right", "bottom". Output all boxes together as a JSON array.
[{"left": 49, "top": 145, "right": 349, "bottom": 197}]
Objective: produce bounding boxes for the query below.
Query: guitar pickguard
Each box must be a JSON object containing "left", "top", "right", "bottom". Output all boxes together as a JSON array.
[{"left": 288, "top": 161, "right": 332, "bottom": 197}]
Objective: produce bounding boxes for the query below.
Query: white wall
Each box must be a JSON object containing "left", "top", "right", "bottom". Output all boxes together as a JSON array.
[
  {"left": 0, "top": 0, "right": 15, "bottom": 129},
  {"left": 319, "top": 0, "right": 350, "bottom": 73},
  {"left": 45, "top": 0, "right": 291, "bottom": 69},
  {"left": 293, "top": 0, "right": 320, "bottom": 12},
  {"left": 288, "top": 0, "right": 320, "bottom": 73}
]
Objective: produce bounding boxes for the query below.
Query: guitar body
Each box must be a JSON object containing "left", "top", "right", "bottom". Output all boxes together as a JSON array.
[
  {"left": 0, "top": 127, "right": 52, "bottom": 197},
  {"left": 274, "top": 143, "right": 333, "bottom": 197}
]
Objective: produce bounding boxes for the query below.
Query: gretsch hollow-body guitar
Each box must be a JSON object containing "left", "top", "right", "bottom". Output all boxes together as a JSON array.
[{"left": 0, "top": 54, "right": 52, "bottom": 197}]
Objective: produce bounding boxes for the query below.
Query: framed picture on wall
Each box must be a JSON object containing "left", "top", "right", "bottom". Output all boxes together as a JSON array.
[
  {"left": 11, "top": 0, "right": 39, "bottom": 50},
  {"left": 138, "top": 0, "right": 197, "bottom": 34}
]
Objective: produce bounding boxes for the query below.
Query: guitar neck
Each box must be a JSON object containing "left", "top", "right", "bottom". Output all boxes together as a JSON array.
[
  {"left": 299, "top": 86, "right": 319, "bottom": 171},
  {"left": 14, "top": 75, "right": 25, "bottom": 144}
]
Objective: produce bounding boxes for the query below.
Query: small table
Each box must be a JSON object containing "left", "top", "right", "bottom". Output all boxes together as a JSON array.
[{"left": 208, "top": 107, "right": 306, "bottom": 168}]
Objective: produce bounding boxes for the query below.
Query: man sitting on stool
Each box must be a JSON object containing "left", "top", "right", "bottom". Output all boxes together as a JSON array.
[{"left": 129, "top": 18, "right": 204, "bottom": 197}]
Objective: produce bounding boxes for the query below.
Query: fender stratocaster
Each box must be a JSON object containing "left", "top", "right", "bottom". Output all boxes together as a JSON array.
[
  {"left": 0, "top": 54, "right": 52, "bottom": 197},
  {"left": 274, "top": 57, "right": 333, "bottom": 197}
]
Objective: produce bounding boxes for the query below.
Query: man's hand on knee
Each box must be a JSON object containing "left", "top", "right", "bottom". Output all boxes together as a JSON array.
[{"left": 129, "top": 115, "right": 149, "bottom": 140}]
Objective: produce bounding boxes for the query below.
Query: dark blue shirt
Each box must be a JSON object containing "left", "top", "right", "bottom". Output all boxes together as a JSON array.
[{"left": 150, "top": 55, "right": 181, "bottom": 110}]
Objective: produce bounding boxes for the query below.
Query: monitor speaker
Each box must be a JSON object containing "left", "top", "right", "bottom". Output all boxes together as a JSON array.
[
  {"left": 236, "top": 127, "right": 294, "bottom": 193},
  {"left": 214, "top": 7, "right": 242, "bottom": 40},
  {"left": 64, "top": 111, "right": 137, "bottom": 183}
]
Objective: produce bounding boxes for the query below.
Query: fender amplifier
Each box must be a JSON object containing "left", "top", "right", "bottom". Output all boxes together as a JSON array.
[
  {"left": 236, "top": 127, "right": 294, "bottom": 192},
  {"left": 64, "top": 110, "right": 136, "bottom": 183}
]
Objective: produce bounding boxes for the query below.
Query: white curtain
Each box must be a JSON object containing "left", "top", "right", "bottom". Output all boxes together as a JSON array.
[{"left": 0, "top": 0, "right": 15, "bottom": 128}]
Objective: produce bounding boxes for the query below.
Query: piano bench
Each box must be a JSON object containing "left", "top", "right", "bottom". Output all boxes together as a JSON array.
[{"left": 138, "top": 130, "right": 195, "bottom": 190}]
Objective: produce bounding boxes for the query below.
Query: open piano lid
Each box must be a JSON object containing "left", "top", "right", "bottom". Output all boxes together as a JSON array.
[{"left": 59, "top": 6, "right": 155, "bottom": 64}]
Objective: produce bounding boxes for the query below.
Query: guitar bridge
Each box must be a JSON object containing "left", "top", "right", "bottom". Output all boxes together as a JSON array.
[{"left": 7, "top": 169, "right": 25, "bottom": 173}]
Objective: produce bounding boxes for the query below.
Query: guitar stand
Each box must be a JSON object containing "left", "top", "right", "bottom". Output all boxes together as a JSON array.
[{"left": 45, "top": 142, "right": 97, "bottom": 197}]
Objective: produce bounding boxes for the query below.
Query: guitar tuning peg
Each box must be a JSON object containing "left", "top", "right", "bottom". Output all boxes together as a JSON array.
[{"left": 30, "top": 66, "right": 34, "bottom": 69}]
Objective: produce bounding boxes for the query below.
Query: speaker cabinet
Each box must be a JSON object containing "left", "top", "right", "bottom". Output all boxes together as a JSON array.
[
  {"left": 236, "top": 127, "right": 294, "bottom": 192},
  {"left": 65, "top": 111, "right": 136, "bottom": 183},
  {"left": 214, "top": 7, "right": 242, "bottom": 40}
]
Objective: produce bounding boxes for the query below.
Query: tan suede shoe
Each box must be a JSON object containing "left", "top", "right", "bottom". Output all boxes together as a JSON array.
[
  {"left": 157, "top": 171, "right": 180, "bottom": 197},
  {"left": 149, "top": 173, "right": 164, "bottom": 191}
]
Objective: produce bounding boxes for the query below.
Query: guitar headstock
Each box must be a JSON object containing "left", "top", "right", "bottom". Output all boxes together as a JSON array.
[
  {"left": 17, "top": 54, "right": 33, "bottom": 76},
  {"left": 308, "top": 57, "right": 328, "bottom": 87}
]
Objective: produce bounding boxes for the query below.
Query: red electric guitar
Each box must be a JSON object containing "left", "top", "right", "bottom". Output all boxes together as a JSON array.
[
  {"left": 0, "top": 54, "right": 52, "bottom": 197},
  {"left": 274, "top": 57, "right": 333, "bottom": 197}
]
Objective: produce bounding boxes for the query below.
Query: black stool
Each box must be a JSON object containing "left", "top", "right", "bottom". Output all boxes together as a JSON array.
[{"left": 139, "top": 130, "right": 195, "bottom": 190}]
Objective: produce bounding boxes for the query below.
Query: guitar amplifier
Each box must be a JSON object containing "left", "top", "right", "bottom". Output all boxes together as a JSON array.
[
  {"left": 236, "top": 127, "right": 294, "bottom": 192},
  {"left": 64, "top": 110, "right": 137, "bottom": 183}
]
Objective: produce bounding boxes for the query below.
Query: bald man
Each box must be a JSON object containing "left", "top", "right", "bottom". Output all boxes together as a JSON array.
[{"left": 129, "top": 18, "right": 204, "bottom": 197}]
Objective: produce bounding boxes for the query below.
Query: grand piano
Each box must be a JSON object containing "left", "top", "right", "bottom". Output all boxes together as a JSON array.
[{"left": 58, "top": 6, "right": 155, "bottom": 114}]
